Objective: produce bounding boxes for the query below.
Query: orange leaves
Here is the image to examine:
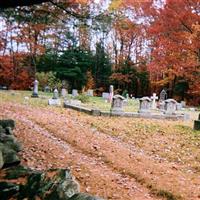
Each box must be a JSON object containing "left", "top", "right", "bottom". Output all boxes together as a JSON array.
[
  {"left": 110, "top": 72, "right": 133, "bottom": 84},
  {"left": 0, "top": 55, "right": 32, "bottom": 90}
]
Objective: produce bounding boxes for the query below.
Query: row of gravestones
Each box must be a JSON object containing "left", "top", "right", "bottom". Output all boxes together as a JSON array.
[
  {"left": 111, "top": 95, "right": 183, "bottom": 115},
  {"left": 31, "top": 80, "right": 94, "bottom": 98}
]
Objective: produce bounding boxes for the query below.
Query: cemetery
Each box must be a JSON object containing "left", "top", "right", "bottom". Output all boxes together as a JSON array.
[
  {"left": 0, "top": 1, "right": 200, "bottom": 200},
  {"left": 0, "top": 89, "right": 200, "bottom": 200}
]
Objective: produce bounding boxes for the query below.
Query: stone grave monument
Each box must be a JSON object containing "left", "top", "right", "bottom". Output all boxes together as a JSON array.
[
  {"left": 44, "top": 85, "right": 50, "bottom": 93},
  {"left": 72, "top": 89, "right": 78, "bottom": 97},
  {"left": 111, "top": 95, "right": 125, "bottom": 114},
  {"left": 194, "top": 114, "right": 200, "bottom": 130},
  {"left": 109, "top": 85, "right": 114, "bottom": 103},
  {"left": 159, "top": 89, "right": 167, "bottom": 102},
  {"left": 87, "top": 89, "right": 94, "bottom": 97},
  {"left": 102, "top": 92, "right": 109, "bottom": 100},
  {"left": 31, "top": 80, "right": 39, "bottom": 98},
  {"left": 61, "top": 88, "right": 67, "bottom": 98},
  {"left": 138, "top": 97, "right": 152, "bottom": 113},
  {"left": 164, "top": 99, "right": 177, "bottom": 115},
  {"left": 48, "top": 88, "right": 61, "bottom": 106},
  {"left": 151, "top": 93, "right": 158, "bottom": 109}
]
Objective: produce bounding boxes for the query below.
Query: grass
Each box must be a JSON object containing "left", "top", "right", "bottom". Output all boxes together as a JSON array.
[{"left": 0, "top": 90, "right": 140, "bottom": 112}]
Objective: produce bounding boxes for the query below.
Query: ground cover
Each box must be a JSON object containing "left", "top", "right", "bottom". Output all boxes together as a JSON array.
[{"left": 0, "top": 90, "right": 200, "bottom": 200}]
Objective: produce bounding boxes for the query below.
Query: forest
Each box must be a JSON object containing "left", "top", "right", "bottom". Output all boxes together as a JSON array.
[{"left": 0, "top": 0, "right": 199, "bottom": 104}]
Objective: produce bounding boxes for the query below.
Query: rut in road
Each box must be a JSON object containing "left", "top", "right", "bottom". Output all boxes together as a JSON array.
[{"left": 1, "top": 103, "right": 160, "bottom": 200}]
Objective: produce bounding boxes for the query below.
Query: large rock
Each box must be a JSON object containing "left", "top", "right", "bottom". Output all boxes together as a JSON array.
[
  {"left": 0, "top": 167, "right": 81, "bottom": 200},
  {"left": 0, "top": 145, "right": 20, "bottom": 168},
  {"left": 0, "top": 120, "right": 15, "bottom": 129}
]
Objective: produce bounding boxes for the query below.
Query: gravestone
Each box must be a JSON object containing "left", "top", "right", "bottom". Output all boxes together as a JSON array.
[
  {"left": 44, "top": 85, "right": 50, "bottom": 93},
  {"left": 48, "top": 88, "right": 61, "bottom": 106},
  {"left": 164, "top": 99, "right": 177, "bottom": 115},
  {"left": 72, "top": 89, "right": 78, "bottom": 97},
  {"left": 31, "top": 80, "right": 39, "bottom": 98},
  {"left": 159, "top": 101, "right": 165, "bottom": 112},
  {"left": 159, "top": 89, "right": 167, "bottom": 101},
  {"left": 176, "top": 103, "right": 182, "bottom": 111},
  {"left": 151, "top": 93, "right": 158, "bottom": 109},
  {"left": 111, "top": 95, "right": 125, "bottom": 114},
  {"left": 87, "top": 89, "right": 93, "bottom": 96},
  {"left": 102, "top": 92, "right": 109, "bottom": 99},
  {"left": 109, "top": 85, "right": 114, "bottom": 103},
  {"left": 61, "top": 88, "right": 67, "bottom": 98},
  {"left": 181, "top": 101, "right": 186, "bottom": 108},
  {"left": 138, "top": 97, "right": 152, "bottom": 113},
  {"left": 194, "top": 114, "right": 200, "bottom": 130}
]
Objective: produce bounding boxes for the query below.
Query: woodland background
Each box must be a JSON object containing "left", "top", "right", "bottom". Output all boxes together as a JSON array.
[{"left": 0, "top": 0, "right": 199, "bottom": 105}]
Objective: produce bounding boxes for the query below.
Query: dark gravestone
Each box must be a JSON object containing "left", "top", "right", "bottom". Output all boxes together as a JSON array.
[
  {"left": 159, "top": 89, "right": 167, "bottom": 102},
  {"left": 194, "top": 114, "right": 200, "bottom": 130}
]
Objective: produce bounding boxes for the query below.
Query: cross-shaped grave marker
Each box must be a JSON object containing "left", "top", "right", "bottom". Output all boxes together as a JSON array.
[{"left": 151, "top": 93, "right": 158, "bottom": 109}]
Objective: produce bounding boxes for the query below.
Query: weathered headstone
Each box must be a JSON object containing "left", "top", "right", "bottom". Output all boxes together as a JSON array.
[
  {"left": 159, "top": 89, "right": 167, "bottom": 102},
  {"left": 111, "top": 95, "right": 125, "bottom": 114},
  {"left": 176, "top": 103, "right": 182, "bottom": 111},
  {"left": 44, "top": 85, "right": 50, "bottom": 93},
  {"left": 138, "top": 97, "right": 152, "bottom": 113},
  {"left": 72, "top": 89, "right": 78, "bottom": 97},
  {"left": 159, "top": 101, "right": 165, "bottom": 112},
  {"left": 87, "top": 89, "right": 93, "bottom": 97},
  {"left": 31, "top": 80, "right": 39, "bottom": 98},
  {"left": 48, "top": 89, "right": 61, "bottom": 106},
  {"left": 109, "top": 85, "right": 114, "bottom": 103},
  {"left": 181, "top": 101, "right": 186, "bottom": 108},
  {"left": 151, "top": 93, "right": 158, "bottom": 109},
  {"left": 164, "top": 99, "right": 177, "bottom": 115},
  {"left": 194, "top": 114, "right": 200, "bottom": 130},
  {"left": 61, "top": 88, "right": 67, "bottom": 98},
  {"left": 102, "top": 92, "right": 109, "bottom": 99},
  {"left": 53, "top": 88, "right": 59, "bottom": 99}
]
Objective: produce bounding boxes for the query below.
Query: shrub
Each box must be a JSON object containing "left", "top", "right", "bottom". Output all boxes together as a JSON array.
[{"left": 75, "top": 95, "right": 90, "bottom": 103}]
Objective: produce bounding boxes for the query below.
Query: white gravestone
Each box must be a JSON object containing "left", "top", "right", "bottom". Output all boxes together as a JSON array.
[
  {"left": 109, "top": 85, "right": 114, "bottom": 103},
  {"left": 31, "top": 80, "right": 39, "bottom": 97},
  {"left": 87, "top": 89, "right": 93, "bottom": 96},
  {"left": 111, "top": 95, "right": 125, "bottom": 113},
  {"left": 139, "top": 97, "right": 152, "bottom": 113},
  {"left": 61, "top": 88, "right": 67, "bottom": 98},
  {"left": 48, "top": 88, "right": 61, "bottom": 106},
  {"left": 151, "top": 93, "right": 158, "bottom": 109},
  {"left": 102, "top": 92, "right": 109, "bottom": 99},
  {"left": 164, "top": 99, "right": 177, "bottom": 115},
  {"left": 72, "top": 89, "right": 78, "bottom": 97}
]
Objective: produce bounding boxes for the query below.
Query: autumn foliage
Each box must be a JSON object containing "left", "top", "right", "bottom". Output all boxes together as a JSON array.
[{"left": 0, "top": 0, "right": 199, "bottom": 104}]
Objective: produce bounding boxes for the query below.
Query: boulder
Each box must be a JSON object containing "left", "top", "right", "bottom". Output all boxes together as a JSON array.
[
  {"left": 0, "top": 120, "right": 15, "bottom": 129},
  {"left": 1, "top": 146, "right": 20, "bottom": 168}
]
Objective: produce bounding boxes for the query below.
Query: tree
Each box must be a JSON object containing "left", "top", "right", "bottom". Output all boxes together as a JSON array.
[
  {"left": 144, "top": 0, "right": 200, "bottom": 102},
  {"left": 93, "top": 41, "right": 112, "bottom": 89}
]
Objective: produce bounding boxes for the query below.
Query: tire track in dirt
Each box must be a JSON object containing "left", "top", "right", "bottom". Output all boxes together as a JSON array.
[
  {"left": 0, "top": 103, "right": 160, "bottom": 200},
  {"left": 1, "top": 103, "right": 200, "bottom": 200}
]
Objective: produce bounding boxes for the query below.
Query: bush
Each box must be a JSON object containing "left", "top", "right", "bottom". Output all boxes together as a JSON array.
[{"left": 75, "top": 95, "right": 90, "bottom": 103}]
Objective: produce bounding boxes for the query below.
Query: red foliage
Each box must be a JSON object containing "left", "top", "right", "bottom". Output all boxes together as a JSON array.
[
  {"left": 145, "top": 0, "right": 200, "bottom": 100},
  {"left": 0, "top": 55, "right": 32, "bottom": 90}
]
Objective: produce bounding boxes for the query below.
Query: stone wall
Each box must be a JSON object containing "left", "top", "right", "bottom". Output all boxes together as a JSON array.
[{"left": 0, "top": 119, "right": 103, "bottom": 200}]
